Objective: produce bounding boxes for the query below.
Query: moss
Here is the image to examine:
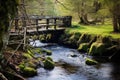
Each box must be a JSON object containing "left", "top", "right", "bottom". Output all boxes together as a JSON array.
[
  {"left": 89, "top": 42, "right": 106, "bottom": 56},
  {"left": 23, "top": 53, "right": 33, "bottom": 59},
  {"left": 22, "top": 67, "right": 37, "bottom": 77},
  {"left": 19, "top": 61, "right": 38, "bottom": 77},
  {"left": 27, "top": 49, "right": 34, "bottom": 57},
  {"left": 77, "top": 33, "right": 91, "bottom": 44},
  {"left": 39, "top": 34, "right": 46, "bottom": 42},
  {"left": 85, "top": 58, "right": 98, "bottom": 65},
  {"left": 19, "top": 63, "right": 25, "bottom": 70},
  {"left": 43, "top": 59, "right": 55, "bottom": 70},
  {"left": 78, "top": 43, "right": 89, "bottom": 52},
  {"left": 96, "top": 36, "right": 112, "bottom": 44},
  {"left": 33, "top": 48, "right": 42, "bottom": 54},
  {"left": 46, "top": 56, "right": 53, "bottom": 61},
  {"left": 46, "top": 34, "right": 52, "bottom": 40},
  {"left": 42, "top": 49, "right": 52, "bottom": 55},
  {"left": 27, "top": 61, "right": 37, "bottom": 69}
]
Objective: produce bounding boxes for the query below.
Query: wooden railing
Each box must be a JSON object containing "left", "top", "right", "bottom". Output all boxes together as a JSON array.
[{"left": 13, "top": 15, "right": 72, "bottom": 32}]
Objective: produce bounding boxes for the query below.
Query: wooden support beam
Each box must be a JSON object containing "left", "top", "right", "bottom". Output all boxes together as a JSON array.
[
  {"left": 36, "top": 19, "right": 39, "bottom": 31},
  {"left": 14, "top": 19, "right": 19, "bottom": 31},
  {"left": 46, "top": 19, "right": 49, "bottom": 29},
  {"left": 54, "top": 18, "right": 57, "bottom": 30}
]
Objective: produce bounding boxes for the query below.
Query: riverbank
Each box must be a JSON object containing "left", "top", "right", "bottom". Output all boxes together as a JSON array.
[
  {"left": 59, "top": 31, "right": 120, "bottom": 61},
  {"left": 1, "top": 43, "right": 55, "bottom": 80},
  {"left": 38, "top": 24, "right": 120, "bottom": 61}
]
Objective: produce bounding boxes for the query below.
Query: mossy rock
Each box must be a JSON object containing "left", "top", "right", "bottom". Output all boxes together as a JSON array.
[
  {"left": 46, "top": 57, "right": 53, "bottom": 61},
  {"left": 77, "top": 33, "right": 91, "bottom": 44},
  {"left": 22, "top": 67, "right": 37, "bottom": 77},
  {"left": 96, "top": 36, "right": 112, "bottom": 45},
  {"left": 42, "top": 49, "right": 52, "bottom": 55},
  {"left": 19, "top": 63, "right": 25, "bottom": 70},
  {"left": 89, "top": 42, "right": 107, "bottom": 56},
  {"left": 27, "top": 61, "right": 37, "bottom": 69},
  {"left": 85, "top": 58, "right": 98, "bottom": 65},
  {"left": 23, "top": 53, "right": 33, "bottom": 59},
  {"left": 27, "top": 49, "right": 34, "bottom": 57},
  {"left": 78, "top": 43, "right": 89, "bottom": 52},
  {"left": 46, "top": 34, "right": 52, "bottom": 40},
  {"left": 33, "top": 48, "right": 42, "bottom": 54},
  {"left": 43, "top": 59, "right": 55, "bottom": 70},
  {"left": 106, "top": 45, "right": 118, "bottom": 56}
]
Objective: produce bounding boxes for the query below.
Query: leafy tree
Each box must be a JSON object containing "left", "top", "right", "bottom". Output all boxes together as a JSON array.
[
  {"left": 61, "top": 0, "right": 102, "bottom": 24},
  {"left": 25, "top": 0, "right": 55, "bottom": 15},
  {"left": 100, "top": 0, "right": 120, "bottom": 32}
]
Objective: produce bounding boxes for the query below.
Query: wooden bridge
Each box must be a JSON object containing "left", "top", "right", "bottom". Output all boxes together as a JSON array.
[
  {"left": 10, "top": 15, "right": 72, "bottom": 36},
  {"left": 9, "top": 15, "right": 72, "bottom": 49}
]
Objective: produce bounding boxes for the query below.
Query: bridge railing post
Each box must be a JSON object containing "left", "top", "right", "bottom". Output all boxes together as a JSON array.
[
  {"left": 54, "top": 18, "right": 57, "bottom": 30},
  {"left": 36, "top": 19, "right": 39, "bottom": 31},
  {"left": 14, "top": 18, "right": 19, "bottom": 32},
  {"left": 46, "top": 19, "right": 49, "bottom": 29}
]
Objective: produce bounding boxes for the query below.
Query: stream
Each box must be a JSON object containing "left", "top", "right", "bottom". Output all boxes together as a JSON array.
[{"left": 28, "top": 40, "right": 120, "bottom": 80}]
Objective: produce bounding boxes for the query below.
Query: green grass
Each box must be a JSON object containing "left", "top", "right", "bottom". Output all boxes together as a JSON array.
[{"left": 67, "top": 23, "right": 120, "bottom": 39}]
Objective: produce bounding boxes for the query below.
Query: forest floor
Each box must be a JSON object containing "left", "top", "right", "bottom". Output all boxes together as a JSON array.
[{"left": 67, "top": 23, "right": 120, "bottom": 39}]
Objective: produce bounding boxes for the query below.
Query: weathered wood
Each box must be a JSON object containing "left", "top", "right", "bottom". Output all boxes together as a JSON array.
[
  {"left": 46, "top": 19, "right": 49, "bottom": 30},
  {"left": 13, "top": 15, "right": 72, "bottom": 31},
  {"left": 23, "top": 27, "right": 27, "bottom": 49}
]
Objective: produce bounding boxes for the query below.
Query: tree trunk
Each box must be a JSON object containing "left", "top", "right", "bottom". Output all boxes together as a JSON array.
[
  {"left": 117, "top": 16, "right": 120, "bottom": 32},
  {"left": 79, "top": 14, "right": 89, "bottom": 25},
  {"left": 113, "top": 15, "right": 119, "bottom": 32}
]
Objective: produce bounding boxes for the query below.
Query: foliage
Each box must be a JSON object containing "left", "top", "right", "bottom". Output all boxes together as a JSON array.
[
  {"left": 99, "top": 0, "right": 120, "bottom": 32},
  {"left": 25, "top": 0, "right": 55, "bottom": 15}
]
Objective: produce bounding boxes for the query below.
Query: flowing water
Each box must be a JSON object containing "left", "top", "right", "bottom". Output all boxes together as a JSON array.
[{"left": 28, "top": 40, "right": 120, "bottom": 80}]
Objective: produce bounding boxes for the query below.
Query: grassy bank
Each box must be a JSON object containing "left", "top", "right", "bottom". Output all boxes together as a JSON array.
[{"left": 66, "top": 23, "right": 120, "bottom": 39}]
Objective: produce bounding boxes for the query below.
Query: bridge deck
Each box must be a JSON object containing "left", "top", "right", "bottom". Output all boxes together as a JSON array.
[{"left": 10, "top": 28, "right": 65, "bottom": 36}]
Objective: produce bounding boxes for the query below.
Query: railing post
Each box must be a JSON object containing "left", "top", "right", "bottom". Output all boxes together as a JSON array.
[
  {"left": 54, "top": 18, "right": 57, "bottom": 30},
  {"left": 15, "top": 18, "right": 19, "bottom": 32},
  {"left": 23, "top": 27, "right": 27, "bottom": 50},
  {"left": 46, "top": 19, "right": 49, "bottom": 29},
  {"left": 36, "top": 19, "right": 39, "bottom": 31}
]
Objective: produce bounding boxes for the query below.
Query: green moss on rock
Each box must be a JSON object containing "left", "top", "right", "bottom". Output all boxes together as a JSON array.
[
  {"left": 77, "top": 34, "right": 91, "bottom": 44},
  {"left": 89, "top": 42, "right": 106, "bottom": 56},
  {"left": 46, "top": 57, "right": 53, "bottom": 61},
  {"left": 22, "top": 67, "right": 37, "bottom": 77},
  {"left": 23, "top": 53, "right": 33, "bottom": 59},
  {"left": 85, "top": 58, "right": 98, "bottom": 65},
  {"left": 43, "top": 59, "right": 55, "bottom": 70},
  {"left": 42, "top": 49, "right": 52, "bottom": 55},
  {"left": 78, "top": 43, "right": 89, "bottom": 52}
]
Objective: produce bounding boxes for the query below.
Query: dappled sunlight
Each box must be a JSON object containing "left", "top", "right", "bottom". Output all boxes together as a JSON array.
[{"left": 67, "top": 24, "right": 120, "bottom": 39}]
